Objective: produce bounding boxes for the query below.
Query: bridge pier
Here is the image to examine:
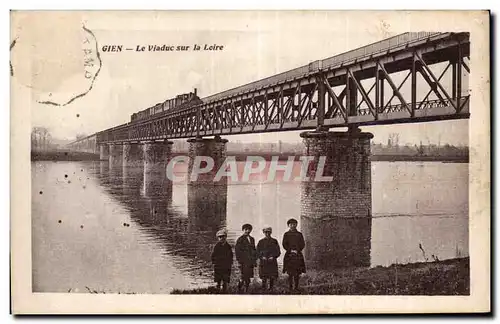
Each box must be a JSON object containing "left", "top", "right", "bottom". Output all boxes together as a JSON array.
[
  {"left": 187, "top": 136, "right": 228, "bottom": 184},
  {"left": 99, "top": 144, "right": 109, "bottom": 161},
  {"left": 122, "top": 142, "right": 143, "bottom": 168},
  {"left": 299, "top": 128, "right": 373, "bottom": 269},
  {"left": 142, "top": 140, "right": 173, "bottom": 198},
  {"left": 187, "top": 136, "right": 228, "bottom": 233},
  {"left": 108, "top": 143, "right": 123, "bottom": 166}
]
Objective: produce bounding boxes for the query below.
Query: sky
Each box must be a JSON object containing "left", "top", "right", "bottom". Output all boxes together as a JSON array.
[{"left": 11, "top": 11, "right": 470, "bottom": 146}]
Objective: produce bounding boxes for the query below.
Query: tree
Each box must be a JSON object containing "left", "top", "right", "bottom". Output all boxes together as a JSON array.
[
  {"left": 31, "top": 127, "right": 52, "bottom": 151},
  {"left": 388, "top": 133, "right": 400, "bottom": 148},
  {"left": 417, "top": 141, "right": 425, "bottom": 156}
]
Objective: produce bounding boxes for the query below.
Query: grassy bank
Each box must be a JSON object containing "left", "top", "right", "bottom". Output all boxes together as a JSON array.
[{"left": 171, "top": 257, "right": 469, "bottom": 295}]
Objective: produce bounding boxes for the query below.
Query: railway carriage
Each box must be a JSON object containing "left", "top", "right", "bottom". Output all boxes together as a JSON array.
[{"left": 130, "top": 89, "right": 201, "bottom": 123}]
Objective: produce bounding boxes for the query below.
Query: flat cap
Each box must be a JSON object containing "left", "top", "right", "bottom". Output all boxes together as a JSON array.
[
  {"left": 262, "top": 226, "right": 272, "bottom": 233},
  {"left": 216, "top": 229, "right": 228, "bottom": 237}
]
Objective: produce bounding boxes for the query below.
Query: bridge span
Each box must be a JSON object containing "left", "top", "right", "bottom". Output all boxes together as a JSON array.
[{"left": 69, "top": 31, "right": 469, "bottom": 150}]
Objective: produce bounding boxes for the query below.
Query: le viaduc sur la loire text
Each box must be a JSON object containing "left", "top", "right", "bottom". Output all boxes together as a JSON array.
[{"left": 101, "top": 44, "right": 224, "bottom": 52}]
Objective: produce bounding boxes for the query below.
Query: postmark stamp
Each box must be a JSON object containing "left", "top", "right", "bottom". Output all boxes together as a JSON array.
[{"left": 10, "top": 21, "right": 101, "bottom": 106}]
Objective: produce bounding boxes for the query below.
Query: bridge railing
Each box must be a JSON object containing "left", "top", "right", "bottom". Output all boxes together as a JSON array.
[
  {"left": 357, "top": 96, "right": 469, "bottom": 116},
  {"left": 321, "top": 32, "right": 441, "bottom": 69}
]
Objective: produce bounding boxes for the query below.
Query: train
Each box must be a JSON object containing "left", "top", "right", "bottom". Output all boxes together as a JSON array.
[{"left": 130, "top": 88, "right": 202, "bottom": 123}]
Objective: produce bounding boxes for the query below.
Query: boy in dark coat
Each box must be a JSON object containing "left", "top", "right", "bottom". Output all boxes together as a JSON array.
[
  {"left": 256, "top": 226, "right": 281, "bottom": 291},
  {"left": 282, "top": 218, "right": 306, "bottom": 291},
  {"left": 235, "top": 223, "right": 257, "bottom": 293},
  {"left": 211, "top": 229, "right": 233, "bottom": 293}
]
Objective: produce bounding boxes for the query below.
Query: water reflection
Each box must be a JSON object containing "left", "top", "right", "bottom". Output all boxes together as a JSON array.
[
  {"left": 187, "top": 184, "right": 227, "bottom": 233},
  {"left": 32, "top": 160, "right": 469, "bottom": 292},
  {"left": 108, "top": 160, "right": 123, "bottom": 188},
  {"left": 122, "top": 164, "right": 143, "bottom": 198},
  {"left": 91, "top": 159, "right": 466, "bottom": 275},
  {"left": 301, "top": 216, "right": 372, "bottom": 269},
  {"left": 93, "top": 160, "right": 228, "bottom": 279},
  {"left": 99, "top": 160, "right": 109, "bottom": 177},
  {"left": 142, "top": 162, "right": 170, "bottom": 199},
  {"left": 97, "top": 159, "right": 370, "bottom": 272}
]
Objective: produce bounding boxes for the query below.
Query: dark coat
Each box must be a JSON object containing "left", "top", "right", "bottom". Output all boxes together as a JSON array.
[
  {"left": 235, "top": 235, "right": 257, "bottom": 280},
  {"left": 256, "top": 237, "right": 281, "bottom": 279},
  {"left": 235, "top": 235, "right": 257, "bottom": 265},
  {"left": 211, "top": 241, "right": 233, "bottom": 282},
  {"left": 282, "top": 230, "right": 306, "bottom": 275}
]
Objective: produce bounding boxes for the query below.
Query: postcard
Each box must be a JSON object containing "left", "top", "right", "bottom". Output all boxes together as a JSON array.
[{"left": 11, "top": 10, "right": 490, "bottom": 314}]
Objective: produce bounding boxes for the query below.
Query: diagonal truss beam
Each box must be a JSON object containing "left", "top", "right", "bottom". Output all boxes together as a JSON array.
[
  {"left": 297, "top": 83, "right": 317, "bottom": 127},
  {"left": 415, "top": 51, "right": 458, "bottom": 111},
  {"left": 382, "top": 71, "right": 411, "bottom": 112},
  {"left": 356, "top": 82, "right": 376, "bottom": 110},
  {"left": 322, "top": 76, "right": 348, "bottom": 122},
  {"left": 417, "top": 63, "right": 451, "bottom": 110},
  {"left": 347, "top": 69, "right": 376, "bottom": 118},
  {"left": 377, "top": 62, "right": 412, "bottom": 115}
]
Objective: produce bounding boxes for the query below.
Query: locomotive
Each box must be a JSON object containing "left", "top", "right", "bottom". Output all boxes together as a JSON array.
[{"left": 130, "top": 88, "right": 202, "bottom": 123}]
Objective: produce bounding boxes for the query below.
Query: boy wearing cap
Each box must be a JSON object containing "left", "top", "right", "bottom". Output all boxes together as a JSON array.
[
  {"left": 235, "top": 223, "right": 257, "bottom": 293},
  {"left": 257, "top": 226, "right": 281, "bottom": 291},
  {"left": 211, "top": 229, "right": 233, "bottom": 293},
  {"left": 282, "top": 218, "right": 306, "bottom": 291}
]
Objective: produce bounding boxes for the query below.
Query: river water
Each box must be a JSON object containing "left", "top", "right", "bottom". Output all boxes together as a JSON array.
[{"left": 31, "top": 160, "right": 468, "bottom": 293}]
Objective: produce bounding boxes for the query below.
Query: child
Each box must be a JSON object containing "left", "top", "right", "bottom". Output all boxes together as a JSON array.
[
  {"left": 282, "top": 218, "right": 306, "bottom": 291},
  {"left": 256, "top": 226, "right": 281, "bottom": 291},
  {"left": 211, "top": 229, "right": 233, "bottom": 293},
  {"left": 235, "top": 223, "right": 257, "bottom": 293}
]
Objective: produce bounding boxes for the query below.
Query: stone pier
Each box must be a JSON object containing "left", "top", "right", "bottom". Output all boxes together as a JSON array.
[
  {"left": 99, "top": 144, "right": 110, "bottom": 161},
  {"left": 142, "top": 140, "right": 173, "bottom": 198},
  {"left": 122, "top": 142, "right": 143, "bottom": 168},
  {"left": 299, "top": 128, "right": 373, "bottom": 269},
  {"left": 187, "top": 136, "right": 228, "bottom": 232}
]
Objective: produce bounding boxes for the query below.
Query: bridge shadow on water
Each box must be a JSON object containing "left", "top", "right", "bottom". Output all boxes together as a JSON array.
[{"left": 90, "top": 161, "right": 228, "bottom": 280}]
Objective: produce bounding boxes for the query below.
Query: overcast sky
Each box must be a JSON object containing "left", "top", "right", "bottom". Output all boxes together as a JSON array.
[{"left": 12, "top": 11, "right": 469, "bottom": 146}]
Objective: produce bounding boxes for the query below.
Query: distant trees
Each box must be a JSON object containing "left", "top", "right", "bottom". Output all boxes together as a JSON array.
[
  {"left": 417, "top": 141, "right": 425, "bottom": 156},
  {"left": 31, "top": 127, "right": 52, "bottom": 151},
  {"left": 372, "top": 140, "right": 468, "bottom": 157},
  {"left": 387, "top": 133, "right": 400, "bottom": 147}
]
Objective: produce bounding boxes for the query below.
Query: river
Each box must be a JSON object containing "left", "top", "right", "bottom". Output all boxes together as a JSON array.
[{"left": 31, "top": 160, "right": 468, "bottom": 293}]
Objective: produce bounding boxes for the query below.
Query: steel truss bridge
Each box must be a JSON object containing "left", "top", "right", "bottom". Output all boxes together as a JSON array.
[{"left": 71, "top": 31, "right": 470, "bottom": 149}]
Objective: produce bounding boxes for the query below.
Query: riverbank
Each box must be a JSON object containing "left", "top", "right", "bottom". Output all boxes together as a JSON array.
[
  {"left": 227, "top": 153, "right": 468, "bottom": 163},
  {"left": 371, "top": 154, "right": 468, "bottom": 163},
  {"left": 171, "top": 257, "right": 469, "bottom": 295},
  {"left": 31, "top": 151, "right": 100, "bottom": 161}
]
